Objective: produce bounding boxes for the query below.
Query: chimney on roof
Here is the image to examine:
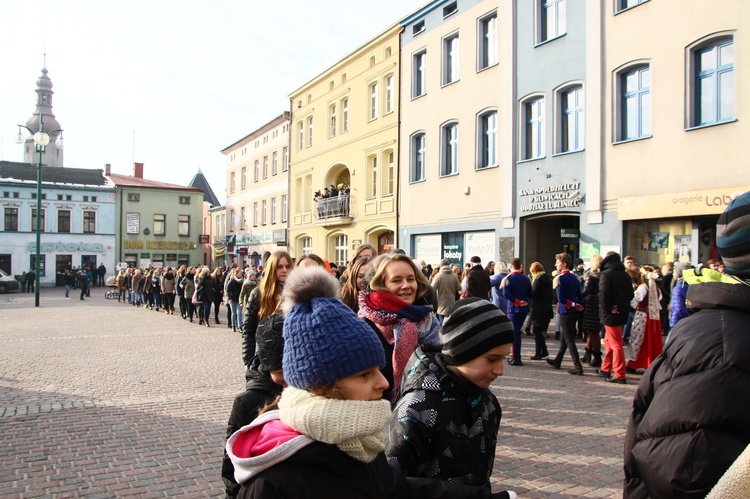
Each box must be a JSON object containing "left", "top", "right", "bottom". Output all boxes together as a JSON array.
[
  {"left": 104, "top": 163, "right": 111, "bottom": 176},
  {"left": 133, "top": 162, "right": 144, "bottom": 179}
]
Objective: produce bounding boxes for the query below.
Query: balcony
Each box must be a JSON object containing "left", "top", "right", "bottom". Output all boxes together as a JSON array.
[{"left": 314, "top": 195, "right": 353, "bottom": 227}]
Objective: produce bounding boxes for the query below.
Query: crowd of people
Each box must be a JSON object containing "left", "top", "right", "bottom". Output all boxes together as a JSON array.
[{"left": 90, "top": 192, "right": 750, "bottom": 498}]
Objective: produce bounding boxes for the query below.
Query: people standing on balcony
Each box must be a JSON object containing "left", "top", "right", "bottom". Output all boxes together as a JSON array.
[
  {"left": 314, "top": 190, "right": 324, "bottom": 219},
  {"left": 358, "top": 254, "right": 441, "bottom": 403}
]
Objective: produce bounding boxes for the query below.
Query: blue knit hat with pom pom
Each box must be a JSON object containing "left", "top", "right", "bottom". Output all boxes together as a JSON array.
[{"left": 281, "top": 266, "right": 385, "bottom": 390}]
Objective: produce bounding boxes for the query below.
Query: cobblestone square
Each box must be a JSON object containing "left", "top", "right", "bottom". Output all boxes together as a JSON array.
[{"left": 0, "top": 288, "right": 634, "bottom": 497}]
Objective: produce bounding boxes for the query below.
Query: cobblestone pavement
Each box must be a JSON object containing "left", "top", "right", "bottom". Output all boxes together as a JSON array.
[{"left": 0, "top": 287, "right": 636, "bottom": 497}]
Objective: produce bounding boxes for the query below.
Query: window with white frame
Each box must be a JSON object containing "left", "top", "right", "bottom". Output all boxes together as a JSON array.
[
  {"left": 477, "top": 110, "right": 498, "bottom": 169},
  {"left": 369, "top": 82, "right": 379, "bottom": 120},
  {"left": 58, "top": 209, "right": 71, "bottom": 233},
  {"left": 282, "top": 146, "right": 289, "bottom": 171},
  {"left": 262, "top": 200, "right": 267, "bottom": 225},
  {"left": 178, "top": 215, "right": 190, "bottom": 236},
  {"left": 441, "top": 122, "right": 459, "bottom": 176},
  {"left": 443, "top": 33, "right": 460, "bottom": 85},
  {"left": 479, "top": 12, "right": 498, "bottom": 70},
  {"left": 241, "top": 167, "right": 247, "bottom": 189},
  {"left": 84, "top": 211, "right": 97, "bottom": 233},
  {"left": 254, "top": 160, "right": 259, "bottom": 182},
  {"left": 31, "top": 208, "right": 45, "bottom": 232},
  {"left": 230, "top": 172, "right": 236, "bottom": 194},
  {"left": 263, "top": 156, "right": 268, "bottom": 179},
  {"left": 301, "top": 236, "right": 312, "bottom": 256},
  {"left": 538, "top": 0, "right": 566, "bottom": 44},
  {"left": 367, "top": 155, "right": 378, "bottom": 199},
  {"left": 4, "top": 207, "right": 18, "bottom": 231},
  {"left": 384, "top": 150, "right": 394, "bottom": 196},
  {"left": 411, "top": 133, "right": 426, "bottom": 182},
  {"left": 297, "top": 121, "right": 304, "bottom": 150},
  {"left": 229, "top": 209, "right": 235, "bottom": 232},
  {"left": 272, "top": 151, "right": 278, "bottom": 176},
  {"left": 524, "top": 97, "right": 545, "bottom": 159},
  {"left": 240, "top": 206, "right": 246, "bottom": 230},
  {"left": 271, "top": 197, "right": 277, "bottom": 224},
  {"left": 304, "top": 174, "right": 312, "bottom": 212},
  {"left": 294, "top": 178, "right": 302, "bottom": 214},
  {"left": 560, "top": 86, "right": 584, "bottom": 152},
  {"left": 385, "top": 74, "right": 394, "bottom": 114},
  {"left": 307, "top": 116, "right": 313, "bottom": 147},
  {"left": 692, "top": 38, "right": 734, "bottom": 127},
  {"left": 333, "top": 234, "right": 348, "bottom": 267},
  {"left": 282, "top": 194, "right": 288, "bottom": 222},
  {"left": 413, "top": 51, "right": 427, "bottom": 98},
  {"left": 617, "top": 65, "right": 651, "bottom": 141},
  {"left": 153, "top": 214, "right": 165, "bottom": 236},
  {"left": 329, "top": 103, "right": 337, "bottom": 136},
  {"left": 341, "top": 98, "right": 349, "bottom": 132},
  {"left": 615, "top": 0, "right": 647, "bottom": 13},
  {"left": 253, "top": 202, "right": 258, "bottom": 226}
]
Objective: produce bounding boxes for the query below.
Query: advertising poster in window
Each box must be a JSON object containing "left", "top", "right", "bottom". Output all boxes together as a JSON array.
[
  {"left": 127, "top": 213, "right": 140, "bottom": 234},
  {"left": 414, "top": 234, "right": 441, "bottom": 267},
  {"left": 442, "top": 233, "right": 464, "bottom": 266},
  {"left": 649, "top": 232, "right": 669, "bottom": 251},
  {"left": 674, "top": 235, "right": 692, "bottom": 263},
  {"left": 464, "top": 232, "right": 495, "bottom": 268}
]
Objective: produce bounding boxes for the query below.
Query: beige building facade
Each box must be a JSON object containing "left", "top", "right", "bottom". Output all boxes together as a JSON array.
[
  {"left": 287, "top": 25, "right": 401, "bottom": 265},
  {"left": 605, "top": 0, "right": 750, "bottom": 266},
  {"left": 399, "top": 0, "right": 510, "bottom": 267},
  {"left": 221, "top": 113, "right": 290, "bottom": 267}
]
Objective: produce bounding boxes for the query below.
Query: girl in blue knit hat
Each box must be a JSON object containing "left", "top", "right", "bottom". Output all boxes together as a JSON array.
[{"left": 226, "top": 266, "right": 515, "bottom": 499}]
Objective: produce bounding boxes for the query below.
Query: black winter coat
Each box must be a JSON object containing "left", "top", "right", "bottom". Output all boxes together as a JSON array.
[
  {"left": 598, "top": 254, "right": 634, "bottom": 326},
  {"left": 241, "top": 287, "right": 263, "bottom": 367},
  {"left": 386, "top": 346, "right": 501, "bottom": 487},
  {"left": 196, "top": 275, "right": 215, "bottom": 303},
  {"left": 582, "top": 271, "right": 602, "bottom": 332},
  {"left": 623, "top": 278, "right": 750, "bottom": 498},
  {"left": 466, "top": 265, "right": 491, "bottom": 300},
  {"left": 238, "top": 442, "right": 505, "bottom": 499},
  {"left": 529, "top": 273, "right": 554, "bottom": 327}
]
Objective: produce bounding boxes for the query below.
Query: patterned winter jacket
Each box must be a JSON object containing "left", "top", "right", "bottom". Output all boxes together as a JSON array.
[{"left": 385, "top": 345, "right": 501, "bottom": 487}]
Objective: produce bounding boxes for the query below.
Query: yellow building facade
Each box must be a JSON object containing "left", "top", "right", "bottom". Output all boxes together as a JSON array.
[{"left": 288, "top": 25, "right": 401, "bottom": 265}]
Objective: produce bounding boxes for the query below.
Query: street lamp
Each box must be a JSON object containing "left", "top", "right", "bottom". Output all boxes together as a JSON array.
[{"left": 16, "top": 114, "right": 63, "bottom": 307}]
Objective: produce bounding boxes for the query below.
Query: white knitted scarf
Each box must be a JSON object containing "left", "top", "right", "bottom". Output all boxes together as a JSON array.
[{"left": 278, "top": 386, "right": 391, "bottom": 463}]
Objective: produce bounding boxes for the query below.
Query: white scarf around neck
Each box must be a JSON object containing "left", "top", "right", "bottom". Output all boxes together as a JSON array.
[{"left": 278, "top": 386, "right": 391, "bottom": 463}]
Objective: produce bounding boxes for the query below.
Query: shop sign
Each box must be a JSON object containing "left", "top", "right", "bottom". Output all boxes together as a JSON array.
[
  {"left": 27, "top": 241, "right": 106, "bottom": 253},
  {"left": 519, "top": 182, "right": 582, "bottom": 213},
  {"left": 199, "top": 235, "right": 210, "bottom": 244},
  {"left": 561, "top": 229, "right": 580, "bottom": 238},
  {"left": 272, "top": 229, "right": 287, "bottom": 243},
  {"left": 237, "top": 247, "right": 248, "bottom": 255},
  {"left": 123, "top": 240, "right": 196, "bottom": 251},
  {"left": 236, "top": 231, "right": 274, "bottom": 246},
  {"left": 414, "top": 234, "right": 442, "bottom": 266},
  {"left": 443, "top": 233, "right": 464, "bottom": 265},
  {"left": 127, "top": 213, "right": 139, "bottom": 234},
  {"left": 618, "top": 186, "right": 750, "bottom": 220},
  {"left": 464, "top": 232, "right": 495, "bottom": 267}
]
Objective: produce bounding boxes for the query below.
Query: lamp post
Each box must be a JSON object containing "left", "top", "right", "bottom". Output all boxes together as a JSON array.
[{"left": 16, "top": 115, "right": 63, "bottom": 307}]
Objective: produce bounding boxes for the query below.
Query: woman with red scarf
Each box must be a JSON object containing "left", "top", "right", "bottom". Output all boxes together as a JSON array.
[{"left": 358, "top": 254, "right": 441, "bottom": 404}]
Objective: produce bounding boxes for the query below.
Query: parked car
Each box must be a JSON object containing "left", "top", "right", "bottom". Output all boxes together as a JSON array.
[{"left": 0, "top": 269, "right": 21, "bottom": 293}]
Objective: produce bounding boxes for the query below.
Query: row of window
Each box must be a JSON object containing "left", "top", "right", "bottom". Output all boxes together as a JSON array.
[
  {"left": 411, "top": 11, "right": 498, "bottom": 99},
  {"left": 151, "top": 214, "right": 191, "bottom": 237},
  {"left": 410, "top": 109, "right": 498, "bottom": 182},
  {"left": 126, "top": 192, "right": 190, "bottom": 204},
  {"left": 3, "top": 207, "right": 97, "bottom": 233},
  {"left": 615, "top": 37, "right": 734, "bottom": 142},
  {"left": 229, "top": 194, "right": 288, "bottom": 231},
  {"left": 1, "top": 192, "right": 98, "bottom": 202},
  {"left": 230, "top": 147, "right": 289, "bottom": 194},
  {"left": 228, "top": 125, "right": 289, "bottom": 161}
]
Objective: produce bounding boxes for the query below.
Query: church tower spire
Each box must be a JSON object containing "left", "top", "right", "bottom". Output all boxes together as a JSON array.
[{"left": 23, "top": 59, "right": 64, "bottom": 166}]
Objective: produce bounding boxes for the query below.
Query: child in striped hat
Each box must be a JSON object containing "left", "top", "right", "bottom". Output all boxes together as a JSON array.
[{"left": 386, "top": 297, "right": 516, "bottom": 491}]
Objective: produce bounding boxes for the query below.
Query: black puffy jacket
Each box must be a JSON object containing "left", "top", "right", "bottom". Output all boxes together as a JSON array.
[
  {"left": 582, "top": 271, "right": 602, "bottom": 332},
  {"left": 598, "top": 253, "right": 633, "bottom": 326},
  {"left": 529, "top": 272, "right": 554, "bottom": 327},
  {"left": 623, "top": 278, "right": 750, "bottom": 498}
]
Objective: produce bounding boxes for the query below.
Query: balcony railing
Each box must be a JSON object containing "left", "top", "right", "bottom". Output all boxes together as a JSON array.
[{"left": 314, "top": 194, "right": 352, "bottom": 221}]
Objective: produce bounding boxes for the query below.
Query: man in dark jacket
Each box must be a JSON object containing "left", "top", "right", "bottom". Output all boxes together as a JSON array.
[
  {"left": 501, "top": 258, "right": 532, "bottom": 366},
  {"left": 623, "top": 191, "right": 750, "bottom": 498},
  {"left": 547, "top": 253, "right": 585, "bottom": 375},
  {"left": 463, "top": 256, "right": 491, "bottom": 300},
  {"left": 597, "top": 252, "right": 634, "bottom": 383}
]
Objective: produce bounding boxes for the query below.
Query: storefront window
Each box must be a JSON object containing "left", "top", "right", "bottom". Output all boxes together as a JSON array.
[{"left": 624, "top": 219, "right": 694, "bottom": 266}]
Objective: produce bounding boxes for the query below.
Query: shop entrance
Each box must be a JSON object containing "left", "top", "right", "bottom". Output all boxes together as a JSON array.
[
  {"left": 521, "top": 214, "right": 580, "bottom": 271},
  {"left": 56, "top": 255, "right": 72, "bottom": 286}
]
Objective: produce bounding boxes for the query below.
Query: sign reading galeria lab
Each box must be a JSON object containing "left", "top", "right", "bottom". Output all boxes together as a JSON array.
[{"left": 618, "top": 186, "right": 750, "bottom": 220}]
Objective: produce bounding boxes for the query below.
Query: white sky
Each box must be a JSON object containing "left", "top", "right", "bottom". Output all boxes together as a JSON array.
[{"left": 1, "top": 0, "right": 428, "bottom": 205}]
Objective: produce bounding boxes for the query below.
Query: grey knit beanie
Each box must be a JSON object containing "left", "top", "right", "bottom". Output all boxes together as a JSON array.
[
  {"left": 716, "top": 191, "right": 750, "bottom": 277},
  {"left": 441, "top": 297, "right": 514, "bottom": 365}
]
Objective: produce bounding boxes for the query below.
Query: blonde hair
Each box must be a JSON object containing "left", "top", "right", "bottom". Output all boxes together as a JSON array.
[
  {"left": 258, "top": 251, "right": 294, "bottom": 319},
  {"left": 340, "top": 256, "right": 372, "bottom": 312},
  {"left": 369, "top": 254, "right": 430, "bottom": 302},
  {"left": 589, "top": 254, "right": 603, "bottom": 272}
]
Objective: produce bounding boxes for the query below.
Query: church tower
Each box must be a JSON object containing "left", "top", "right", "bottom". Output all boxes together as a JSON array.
[{"left": 23, "top": 66, "right": 64, "bottom": 167}]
